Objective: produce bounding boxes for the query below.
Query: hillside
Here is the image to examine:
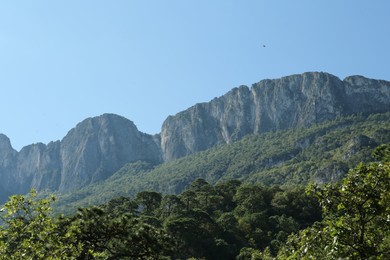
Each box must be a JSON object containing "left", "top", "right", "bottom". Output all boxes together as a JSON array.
[{"left": 54, "top": 112, "right": 390, "bottom": 213}]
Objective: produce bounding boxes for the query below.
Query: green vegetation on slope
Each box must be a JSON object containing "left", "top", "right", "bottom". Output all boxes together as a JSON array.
[
  {"left": 255, "top": 144, "right": 390, "bottom": 259},
  {"left": 0, "top": 181, "right": 322, "bottom": 259},
  {"left": 55, "top": 112, "right": 390, "bottom": 213},
  {"left": 1, "top": 142, "right": 389, "bottom": 259}
]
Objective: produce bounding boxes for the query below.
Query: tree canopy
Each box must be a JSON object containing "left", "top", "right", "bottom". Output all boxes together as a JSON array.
[{"left": 272, "top": 143, "right": 390, "bottom": 259}]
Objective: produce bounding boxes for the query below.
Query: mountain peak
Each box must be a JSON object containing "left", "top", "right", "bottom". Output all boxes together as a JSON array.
[
  {"left": 58, "top": 113, "right": 162, "bottom": 191},
  {"left": 0, "top": 134, "right": 14, "bottom": 152}
]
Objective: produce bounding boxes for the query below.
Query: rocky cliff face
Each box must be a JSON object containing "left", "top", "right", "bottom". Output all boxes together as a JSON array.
[
  {"left": 343, "top": 75, "right": 390, "bottom": 114},
  {"left": 0, "top": 134, "right": 18, "bottom": 200},
  {"left": 58, "top": 114, "right": 162, "bottom": 191},
  {"left": 161, "top": 72, "right": 390, "bottom": 161},
  {"left": 1, "top": 72, "right": 389, "bottom": 202},
  {"left": 0, "top": 114, "right": 162, "bottom": 202}
]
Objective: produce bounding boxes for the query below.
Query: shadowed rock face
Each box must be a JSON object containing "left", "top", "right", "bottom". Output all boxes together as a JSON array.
[
  {"left": 1, "top": 72, "right": 389, "bottom": 201},
  {"left": 161, "top": 72, "right": 390, "bottom": 161}
]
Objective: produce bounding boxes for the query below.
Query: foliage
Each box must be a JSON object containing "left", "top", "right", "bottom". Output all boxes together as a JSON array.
[
  {"left": 65, "top": 206, "right": 172, "bottom": 259},
  {"left": 2, "top": 145, "right": 389, "bottom": 259},
  {"left": 0, "top": 190, "right": 82, "bottom": 259},
  {"left": 0, "top": 181, "right": 323, "bottom": 259},
  {"left": 275, "top": 143, "right": 390, "bottom": 259}
]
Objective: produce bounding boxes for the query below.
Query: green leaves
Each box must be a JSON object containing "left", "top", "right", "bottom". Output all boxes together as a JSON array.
[
  {"left": 0, "top": 190, "right": 82, "bottom": 259},
  {"left": 59, "top": 203, "right": 173, "bottom": 259},
  {"left": 278, "top": 161, "right": 390, "bottom": 259},
  {"left": 373, "top": 143, "right": 390, "bottom": 162}
]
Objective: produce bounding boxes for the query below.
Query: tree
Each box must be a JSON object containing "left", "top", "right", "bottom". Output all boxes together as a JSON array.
[
  {"left": 215, "top": 179, "right": 242, "bottom": 212},
  {"left": 372, "top": 143, "right": 390, "bottom": 162},
  {"left": 68, "top": 205, "right": 172, "bottom": 259},
  {"left": 278, "top": 161, "right": 390, "bottom": 259},
  {"left": 164, "top": 209, "right": 222, "bottom": 259},
  {"left": 237, "top": 246, "right": 273, "bottom": 260},
  {"left": 159, "top": 194, "right": 185, "bottom": 218},
  {"left": 0, "top": 190, "right": 82, "bottom": 259},
  {"left": 180, "top": 190, "right": 198, "bottom": 211},
  {"left": 270, "top": 186, "right": 322, "bottom": 228},
  {"left": 234, "top": 184, "right": 267, "bottom": 216},
  {"left": 105, "top": 196, "right": 138, "bottom": 217},
  {"left": 135, "top": 191, "right": 162, "bottom": 216},
  {"left": 187, "top": 178, "right": 224, "bottom": 215},
  {"left": 216, "top": 212, "right": 244, "bottom": 256}
]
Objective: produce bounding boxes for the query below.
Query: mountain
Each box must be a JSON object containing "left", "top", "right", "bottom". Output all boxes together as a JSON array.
[
  {"left": 55, "top": 112, "right": 390, "bottom": 213},
  {"left": 161, "top": 72, "right": 390, "bottom": 160},
  {"left": 0, "top": 115, "right": 161, "bottom": 203},
  {"left": 1, "top": 72, "right": 389, "bottom": 203},
  {"left": 58, "top": 114, "right": 161, "bottom": 192}
]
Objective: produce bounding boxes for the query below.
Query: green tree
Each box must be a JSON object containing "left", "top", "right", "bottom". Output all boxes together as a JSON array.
[
  {"left": 187, "top": 178, "right": 224, "bottom": 215},
  {"left": 270, "top": 186, "right": 322, "bottom": 228},
  {"left": 69, "top": 205, "right": 172, "bottom": 259},
  {"left": 159, "top": 194, "right": 185, "bottom": 218},
  {"left": 234, "top": 184, "right": 267, "bottom": 216},
  {"left": 237, "top": 246, "right": 273, "bottom": 260},
  {"left": 215, "top": 179, "right": 242, "bottom": 212},
  {"left": 0, "top": 190, "right": 82, "bottom": 259},
  {"left": 105, "top": 196, "right": 138, "bottom": 216},
  {"left": 216, "top": 212, "right": 244, "bottom": 257},
  {"left": 135, "top": 191, "right": 162, "bottom": 216},
  {"left": 180, "top": 190, "right": 198, "bottom": 211},
  {"left": 278, "top": 161, "right": 390, "bottom": 259},
  {"left": 164, "top": 209, "right": 222, "bottom": 259},
  {"left": 372, "top": 143, "right": 390, "bottom": 162}
]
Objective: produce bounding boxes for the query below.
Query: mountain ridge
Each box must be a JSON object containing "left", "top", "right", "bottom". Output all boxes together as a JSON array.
[
  {"left": 55, "top": 112, "right": 390, "bottom": 213},
  {"left": 161, "top": 72, "right": 390, "bottom": 160},
  {"left": 1, "top": 72, "right": 390, "bottom": 203}
]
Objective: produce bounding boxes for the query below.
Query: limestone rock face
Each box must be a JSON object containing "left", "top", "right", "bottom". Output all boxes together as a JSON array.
[
  {"left": 28, "top": 141, "right": 62, "bottom": 191},
  {"left": 343, "top": 75, "right": 390, "bottom": 114},
  {"left": 58, "top": 114, "right": 162, "bottom": 191},
  {"left": 0, "top": 114, "right": 162, "bottom": 202},
  {"left": 161, "top": 72, "right": 390, "bottom": 161},
  {"left": 15, "top": 142, "right": 61, "bottom": 193},
  {"left": 0, "top": 134, "right": 18, "bottom": 200}
]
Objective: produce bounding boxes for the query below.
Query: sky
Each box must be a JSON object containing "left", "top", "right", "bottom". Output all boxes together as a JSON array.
[{"left": 0, "top": 1, "right": 389, "bottom": 151}]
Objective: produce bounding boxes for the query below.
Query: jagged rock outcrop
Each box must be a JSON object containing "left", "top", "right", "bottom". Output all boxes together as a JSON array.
[
  {"left": 161, "top": 72, "right": 390, "bottom": 161},
  {"left": 0, "top": 114, "right": 162, "bottom": 202}
]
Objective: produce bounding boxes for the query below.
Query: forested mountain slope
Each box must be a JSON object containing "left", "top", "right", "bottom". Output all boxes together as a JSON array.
[
  {"left": 55, "top": 112, "right": 390, "bottom": 213},
  {"left": 2, "top": 142, "right": 388, "bottom": 259}
]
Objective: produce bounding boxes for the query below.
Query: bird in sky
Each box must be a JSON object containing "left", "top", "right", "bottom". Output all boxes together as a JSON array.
[{"left": 262, "top": 44, "right": 266, "bottom": 47}]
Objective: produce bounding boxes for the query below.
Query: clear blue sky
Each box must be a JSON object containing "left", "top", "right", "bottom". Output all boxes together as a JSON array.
[{"left": 1, "top": 1, "right": 389, "bottom": 150}]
